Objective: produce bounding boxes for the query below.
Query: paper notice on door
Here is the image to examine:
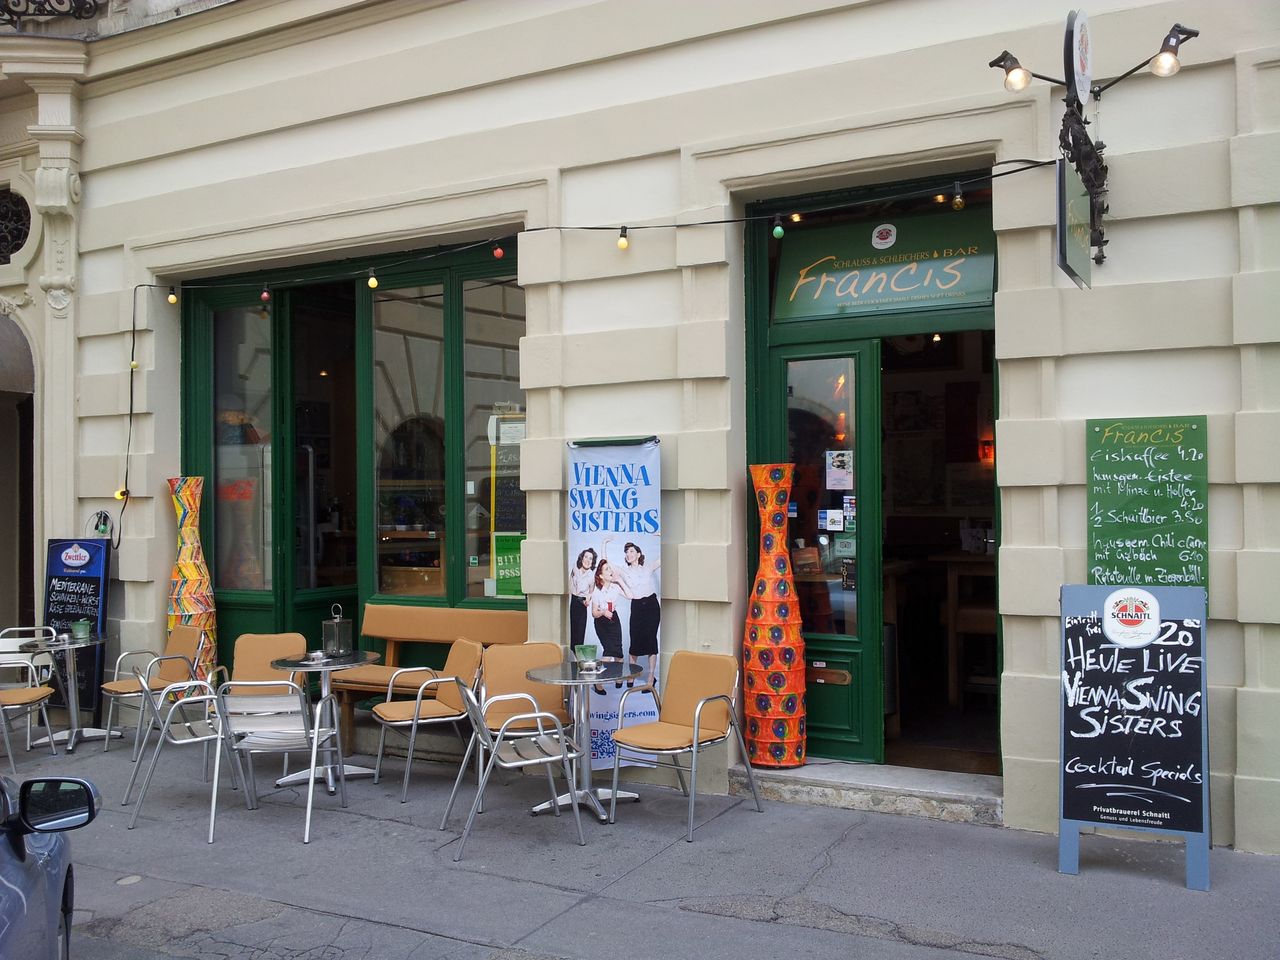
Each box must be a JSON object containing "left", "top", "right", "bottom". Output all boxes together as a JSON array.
[
  {"left": 817, "top": 509, "right": 844, "bottom": 532},
  {"left": 825, "top": 450, "right": 853, "bottom": 490}
]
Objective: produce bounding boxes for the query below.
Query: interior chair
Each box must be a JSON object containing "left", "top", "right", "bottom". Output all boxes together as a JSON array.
[
  {"left": 121, "top": 675, "right": 238, "bottom": 830},
  {"left": 0, "top": 659, "right": 58, "bottom": 774},
  {"left": 212, "top": 679, "right": 345, "bottom": 844},
  {"left": 101, "top": 624, "right": 207, "bottom": 757},
  {"left": 372, "top": 638, "right": 483, "bottom": 802},
  {"left": 0, "top": 626, "right": 59, "bottom": 750},
  {"left": 608, "top": 650, "right": 763, "bottom": 841},
  {"left": 442, "top": 678, "right": 584, "bottom": 861}
]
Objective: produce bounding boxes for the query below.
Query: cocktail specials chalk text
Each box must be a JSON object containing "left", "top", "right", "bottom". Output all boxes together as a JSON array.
[{"left": 1087, "top": 417, "right": 1208, "bottom": 588}]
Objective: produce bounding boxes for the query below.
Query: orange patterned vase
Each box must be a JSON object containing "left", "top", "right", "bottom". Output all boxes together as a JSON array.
[
  {"left": 743, "top": 464, "right": 806, "bottom": 767},
  {"left": 168, "top": 476, "right": 217, "bottom": 682}
]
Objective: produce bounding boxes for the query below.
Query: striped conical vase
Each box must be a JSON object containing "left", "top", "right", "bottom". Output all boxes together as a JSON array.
[
  {"left": 743, "top": 464, "right": 806, "bottom": 768},
  {"left": 167, "top": 476, "right": 217, "bottom": 682}
]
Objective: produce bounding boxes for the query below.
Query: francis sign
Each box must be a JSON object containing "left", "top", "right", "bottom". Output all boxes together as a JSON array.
[
  {"left": 1059, "top": 583, "right": 1210, "bottom": 890},
  {"left": 1086, "top": 416, "right": 1208, "bottom": 589},
  {"left": 772, "top": 208, "right": 995, "bottom": 320}
]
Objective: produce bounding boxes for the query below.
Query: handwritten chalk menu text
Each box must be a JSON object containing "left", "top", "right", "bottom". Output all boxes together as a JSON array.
[
  {"left": 43, "top": 538, "right": 112, "bottom": 715},
  {"left": 1087, "top": 416, "right": 1208, "bottom": 588},
  {"left": 1060, "top": 585, "right": 1208, "bottom": 835}
]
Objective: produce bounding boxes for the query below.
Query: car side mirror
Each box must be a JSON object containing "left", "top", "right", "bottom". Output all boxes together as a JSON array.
[{"left": 18, "top": 778, "right": 99, "bottom": 834}]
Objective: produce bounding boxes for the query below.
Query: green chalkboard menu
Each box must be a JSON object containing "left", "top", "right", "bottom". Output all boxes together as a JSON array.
[{"left": 1086, "top": 416, "right": 1207, "bottom": 588}]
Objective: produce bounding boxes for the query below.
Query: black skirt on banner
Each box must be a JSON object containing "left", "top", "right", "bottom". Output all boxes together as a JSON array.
[
  {"left": 629, "top": 594, "right": 660, "bottom": 656},
  {"left": 569, "top": 595, "right": 588, "bottom": 647},
  {"left": 594, "top": 613, "right": 623, "bottom": 659}
]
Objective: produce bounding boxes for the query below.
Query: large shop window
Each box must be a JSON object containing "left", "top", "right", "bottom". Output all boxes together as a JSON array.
[{"left": 373, "top": 276, "right": 526, "bottom": 600}]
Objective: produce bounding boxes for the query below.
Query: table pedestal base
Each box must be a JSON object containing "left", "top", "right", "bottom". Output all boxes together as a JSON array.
[
  {"left": 532, "top": 786, "right": 639, "bottom": 822},
  {"left": 32, "top": 727, "right": 123, "bottom": 753},
  {"left": 276, "top": 762, "right": 377, "bottom": 794}
]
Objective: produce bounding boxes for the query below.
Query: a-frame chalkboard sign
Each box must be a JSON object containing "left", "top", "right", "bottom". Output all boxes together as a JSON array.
[
  {"left": 1059, "top": 584, "right": 1210, "bottom": 890},
  {"left": 43, "top": 538, "right": 111, "bottom": 721}
]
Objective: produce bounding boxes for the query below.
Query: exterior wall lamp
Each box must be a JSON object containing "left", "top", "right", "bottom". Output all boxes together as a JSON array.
[{"left": 989, "top": 11, "right": 1198, "bottom": 266}]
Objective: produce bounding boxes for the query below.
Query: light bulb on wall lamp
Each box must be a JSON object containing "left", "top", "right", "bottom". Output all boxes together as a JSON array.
[
  {"left": 951, "top": 183, "right": 965, "bottom": 211},
  {"left": 367, "top": 270, "right": 378, "bottom": 289},
  {"left": 988, "top": 51, "right": 1032, "bottom": 92},
  {"left": 617, "top": 226, "right": 629, "bottom": 250},
  {"left": 166, "top": 286, "right": 178, "bottom": 305},
  {"left": 772, "top": 216, "right": 785, "bottom": 239},
  {"left": 1150, "top": 24, "right": 1198, "bottom": 77}
]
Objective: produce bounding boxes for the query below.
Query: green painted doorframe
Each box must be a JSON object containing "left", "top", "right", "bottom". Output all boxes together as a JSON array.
[{"left": 745, "top": 182, "right": 999, "bottom": 764}]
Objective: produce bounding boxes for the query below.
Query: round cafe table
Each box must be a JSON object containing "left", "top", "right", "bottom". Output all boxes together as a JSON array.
[
  {"left": 526, "top": 660, "right": 643, "bottom": 822},
  {"left": 20, "top": 634, "right": 123, "bottom": 753},
  {"left": 270, "top": 649, "right": 380, "bottom": 794}
]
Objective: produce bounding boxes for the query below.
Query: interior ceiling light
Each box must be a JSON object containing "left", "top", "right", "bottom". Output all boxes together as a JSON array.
[{"left": 789, "top": 213, "right": 803, "bottom": 223}]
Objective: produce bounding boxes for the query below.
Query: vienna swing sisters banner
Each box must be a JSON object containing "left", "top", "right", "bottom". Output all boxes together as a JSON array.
[{"left": 567, "top": 438, "right": 661, "bottom": 769}]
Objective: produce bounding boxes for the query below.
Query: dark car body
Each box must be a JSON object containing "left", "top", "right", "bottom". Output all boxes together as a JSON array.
[{"left": 0, "top": 775, "right": 98, "bottom": 960}]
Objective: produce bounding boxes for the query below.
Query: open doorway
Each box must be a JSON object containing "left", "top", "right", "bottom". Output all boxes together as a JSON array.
[{"left": 881, "top": 329, "right": 998, "bottom": 775}]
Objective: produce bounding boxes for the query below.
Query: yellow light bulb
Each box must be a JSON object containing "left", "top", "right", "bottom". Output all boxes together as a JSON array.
[
  {"left": 617, "top": 226, "right": 629, "bottom": 250},
  {"left": 367, "top": 273, "right": 378, "bottom": 289}
]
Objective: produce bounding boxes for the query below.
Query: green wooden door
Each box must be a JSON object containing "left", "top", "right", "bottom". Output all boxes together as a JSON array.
[
  {"left": 183, "top": 283, "right": 359, "bottom": 665},
  {"left": 767, "top": 339, "right": 883, "bottom": 762}
]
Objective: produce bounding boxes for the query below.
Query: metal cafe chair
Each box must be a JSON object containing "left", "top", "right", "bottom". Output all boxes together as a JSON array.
[
  {"left": 0, "top": 659, "right": 58, "bottom": 774},
  {"left": 212, "top": 679, "right": 345, "bottom": 844},
  {"left": 121, "top": 675, "right": 240, "bottom": 831},
  {"left": 608, "top": 650, "right": 763, "bottom": 842},
  {"left": 101, "top": 624, "right": 207, "bottom": 757},
  {"left": 0, "top": 626, "right": 59, "bottom": 750},
  {"left": 441, "top": 679, "right": 585, "bottom": 862},
  {"left": 372, "top": 638, "right": 483, "bottom": 802}
]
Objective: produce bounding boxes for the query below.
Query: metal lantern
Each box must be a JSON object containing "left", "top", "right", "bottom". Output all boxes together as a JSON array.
[{"left": 322, "top": 603, "right": 352, "bottom": 658}]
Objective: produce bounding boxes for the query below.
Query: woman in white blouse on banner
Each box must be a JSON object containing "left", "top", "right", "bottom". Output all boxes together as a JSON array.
[
  {"left": 605, "top": 537, "right": 661, "bottom": 686},
  {"left": 569, "top": 547, "right": 598, "bottom": 650}
]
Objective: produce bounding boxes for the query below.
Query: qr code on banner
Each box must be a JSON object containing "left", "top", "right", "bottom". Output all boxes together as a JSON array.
[{"left": 590, "top": 725, "right": 616, "bottom": 761}]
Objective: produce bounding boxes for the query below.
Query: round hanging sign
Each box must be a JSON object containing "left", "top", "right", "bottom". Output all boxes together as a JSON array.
[{"left": 1064, "top": 9, "right": 1093, "bottom": 105}]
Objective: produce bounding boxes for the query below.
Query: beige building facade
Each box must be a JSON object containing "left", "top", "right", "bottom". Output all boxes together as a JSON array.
[{"left": 0, "top": 0, "right": 1277, "bottom": 852}]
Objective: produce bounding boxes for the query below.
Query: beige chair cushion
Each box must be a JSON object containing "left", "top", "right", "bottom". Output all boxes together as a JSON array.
[
  {"left": 485, "top": 701, "right": 571, "bottom": 732},
  {"left": 612, "top": 721, "right": 702, "bottom": 752},
  {"left": 0, "top": 685, "right": 54, "bottom": 707},
  {"left": 361, "top": 605, "right": 528, "bottom": 646},
  {"left": 480, "top": 642, "right": 565, "bottom": 729},
  {"left": 372, "top": 698, "right": 467, "bottom": 724},
  {"left": 102, "top": 675, "right": 168, "bottom": 697},
  {"left": 657, "top": 650, "right": 736, "bottom": 737},
  {"left": 231, "top": 633, "right": 306, "bottom": 695},
  {"left": 334, "top": 664, "right": 437, "bottom": 692},
  {"left": 435, "top": 639, "right": 482, "bottom": 713},
  {"left": 159, "top": 624, "right": 205, "bottom": 683}
]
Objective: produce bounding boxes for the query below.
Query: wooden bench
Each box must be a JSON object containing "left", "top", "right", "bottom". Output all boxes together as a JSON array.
[{"left": 332, "top": 604, "right": 528, "bottom": 748}]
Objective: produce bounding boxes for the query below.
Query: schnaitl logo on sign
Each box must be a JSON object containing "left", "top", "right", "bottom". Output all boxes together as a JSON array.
[
  {"left": 1102, "top": 587, "right": 1161, "bottom": 648},
  {"left": 772, "top": 207, "right": 995, "bottom": 320},
  {"left": 60, "top": 544, "right": 91, "bottom": 568}
]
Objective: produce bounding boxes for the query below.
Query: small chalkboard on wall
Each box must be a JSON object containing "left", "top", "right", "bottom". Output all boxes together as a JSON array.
[
  {"left": 1059, "top": 583, "right": 1210, "bottom": 890},
  {"left": 43, "top": 538, "right": 112, "bottom": 719}
]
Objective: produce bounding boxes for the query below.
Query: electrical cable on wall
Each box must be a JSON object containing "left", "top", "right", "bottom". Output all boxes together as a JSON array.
[{"left": 157, "top": 159, "right": 1059, "bottom": 304}]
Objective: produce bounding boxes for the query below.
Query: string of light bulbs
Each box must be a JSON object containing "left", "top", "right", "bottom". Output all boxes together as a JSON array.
[{"left": 105, "top": 158, "right": 1055, "bottom": 535}]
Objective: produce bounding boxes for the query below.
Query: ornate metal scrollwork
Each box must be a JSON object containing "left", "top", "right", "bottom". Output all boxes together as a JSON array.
[
  {"left": 1, "top": 0, "right": 99, "bottom": 28},
  {"left": 1059, "top": 99, "right": 1110, "bottom": 264},
  {"left": 0, "top": 189, "right": 31, "bottom": 265}
]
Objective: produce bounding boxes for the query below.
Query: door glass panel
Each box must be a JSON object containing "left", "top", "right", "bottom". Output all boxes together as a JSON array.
[
  {"left": 787, "top": 356, "right": 857, "bottom": 636},
  {"left": 213, "top": 305, "right": 273, "bottom": 590},
  {"left": 373, "top": 283, "right": 447, "bottom": 596},
  {"left": 292, "top": 283, "right": 357, "bottom": 590},
  {"left": 462, "top": 277, "right": 526, "bottom": 598}
]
